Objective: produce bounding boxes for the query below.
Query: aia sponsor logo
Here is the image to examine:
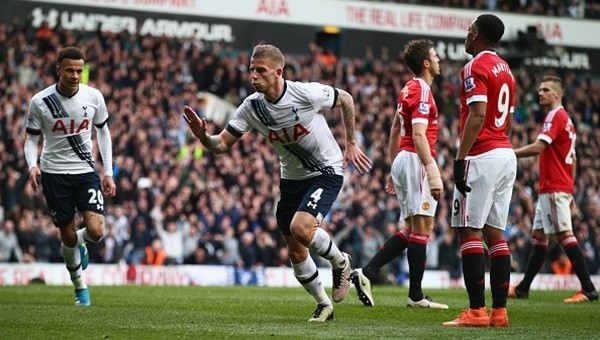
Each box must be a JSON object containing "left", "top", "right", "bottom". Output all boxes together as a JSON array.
[
  {"left": 52, "top": 119, "right": 90, "bottom": 134},
  {"left": 268, "top": 123, "right": 309, "bottom": 144}
]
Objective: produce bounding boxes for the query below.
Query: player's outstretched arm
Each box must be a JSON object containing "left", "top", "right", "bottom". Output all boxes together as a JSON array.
[
  {"left": 514, "top": 139, "right": 547, "bottom": 158},
  {"left": 182, "top": 105, "right": 237, "bottom": 154}
]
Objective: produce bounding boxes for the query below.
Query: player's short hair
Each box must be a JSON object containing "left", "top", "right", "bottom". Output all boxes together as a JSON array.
[
  {"left": 474, "top": 14, "right": 505, "bottom": 44},
  {"left": 403, "top": 39, "right": 434, "bottom": 75},
  {"left": 542, "top": 75, "right": 564, "bottom": 92},
  {"left": 251, "top": 44, "right": 285, "bottom": 69},
  {"left": 58, "top": 46, "right": 86, "bottom": 64}
]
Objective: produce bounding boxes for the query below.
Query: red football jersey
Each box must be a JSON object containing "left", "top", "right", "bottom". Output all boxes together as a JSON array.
[
  {"left": 396, "top": 78, "right": 438, "bottom": 158},
  {"left": 459, "top": 51, "right": 514, "bottom": 155},
  {"left": 537, "top": 106, "right": 576, "bottom": 194}
]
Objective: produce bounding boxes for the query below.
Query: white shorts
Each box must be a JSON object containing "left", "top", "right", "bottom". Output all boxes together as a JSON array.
[
  {"left": 391, "top": 150, "right": 438, "bottom": 221},
  {"left": 451, "top": 148, "right": 516, "bottom": 230},
  {"left": 532, "top": 192, "right": 573, "bottom": 234}
]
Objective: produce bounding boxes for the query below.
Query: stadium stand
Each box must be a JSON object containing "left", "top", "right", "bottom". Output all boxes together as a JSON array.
[{"left": 0, "top": 3, "right": 599, "bottom": 285}]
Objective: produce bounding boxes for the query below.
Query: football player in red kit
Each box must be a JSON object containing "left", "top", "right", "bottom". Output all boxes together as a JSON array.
[
  {"left": 443, "top": 14, "right": 516, "bottom": 328},
  {"left": 509, "top": 75, "right": 598, "bottom": 303}
]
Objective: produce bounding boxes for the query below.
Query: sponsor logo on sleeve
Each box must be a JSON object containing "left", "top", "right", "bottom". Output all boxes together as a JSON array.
[
  {"left": 464, "top": 76, "right": 476, "bottom": 92},
  {"left": 542, "top": 122, "right": 552, "bottom": 132}
]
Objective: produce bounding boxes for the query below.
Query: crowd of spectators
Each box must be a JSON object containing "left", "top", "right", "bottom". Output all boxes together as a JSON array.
[{"left": 0, "top": 15, "right": 599, "bottom": 285}]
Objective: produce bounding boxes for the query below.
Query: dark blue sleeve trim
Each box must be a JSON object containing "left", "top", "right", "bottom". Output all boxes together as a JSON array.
[
  {"left": 26, "top": 128, "right": 41, "bottom": 135},
  {"left": 226, "top": 124, "right": 243, "bottom": 138},
  {"left": 331, "top": 88, "right": 339, "bottom": 109},
  {"left": 94, "top": 117, "right": 109, "bottom": 129}
]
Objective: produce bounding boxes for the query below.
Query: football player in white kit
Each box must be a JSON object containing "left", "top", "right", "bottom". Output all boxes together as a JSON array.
[
  {"left": 183, "top": 44, "right": 372, "bottom": 322},
  {"left": 24, "top": 47, "right": 116, "bottom": 307}
]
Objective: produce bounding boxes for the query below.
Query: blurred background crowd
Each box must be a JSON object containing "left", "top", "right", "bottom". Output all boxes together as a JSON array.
[{"left": 0, "top": 5, "right": 599, "bottom": 285}]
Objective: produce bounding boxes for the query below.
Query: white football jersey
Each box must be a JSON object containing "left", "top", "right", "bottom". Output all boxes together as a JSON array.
[
  {"left": 26, "top": 84, "right": 109, "bottom": 174},
  {"left": 227, "top": 80, "right": 344, "bottom": 180}
]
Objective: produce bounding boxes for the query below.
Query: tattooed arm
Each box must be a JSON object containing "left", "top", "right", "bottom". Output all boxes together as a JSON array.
[
  {"left": 334, "top": 89, "right": 357, "bottom": 145},
  {"left": 333, "top": 88, "right": 372, "bottom": 174},
  {"left": 182, "top": 105, "right": 238, "bottom": 154}
]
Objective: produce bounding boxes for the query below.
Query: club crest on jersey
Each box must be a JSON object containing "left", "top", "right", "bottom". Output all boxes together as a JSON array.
[
  {"left": 268, "top": 123, "right": 310, "bottom": 144},
  {"left": 418, "top": 102, "right": 430, "bottom": 114},
  {"left": 464, "top": 76, "right": 476, "bottom": 92},
  {"left": 82, "top": 106, "right": 88, "bottom": 117},
  {"left": 292, "top": 106, "right": 299, "bottom": 121}
]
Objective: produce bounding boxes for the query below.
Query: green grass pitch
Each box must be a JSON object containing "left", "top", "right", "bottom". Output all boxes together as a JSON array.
[{"left": 0, "top": 285, "right": 598, "bottom": 339}]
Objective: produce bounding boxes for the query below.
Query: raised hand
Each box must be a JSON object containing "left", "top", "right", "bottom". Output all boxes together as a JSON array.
[{"left": 182, "top": 105, "right": 207, "bottom": 139}]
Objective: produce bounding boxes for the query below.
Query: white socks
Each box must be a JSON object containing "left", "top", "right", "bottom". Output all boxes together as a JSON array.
[
  {"left": 292, "top": 257, "right": 331, "bottom": 306},
  {"left": 308, "top": 228, "right": 345, "bottom": 268},
  {"left": 61, "top": 243, "right": 86, "bottom": 289},
  {"left": 77, "top": 228, "right": 96, "bottom": 244}
]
